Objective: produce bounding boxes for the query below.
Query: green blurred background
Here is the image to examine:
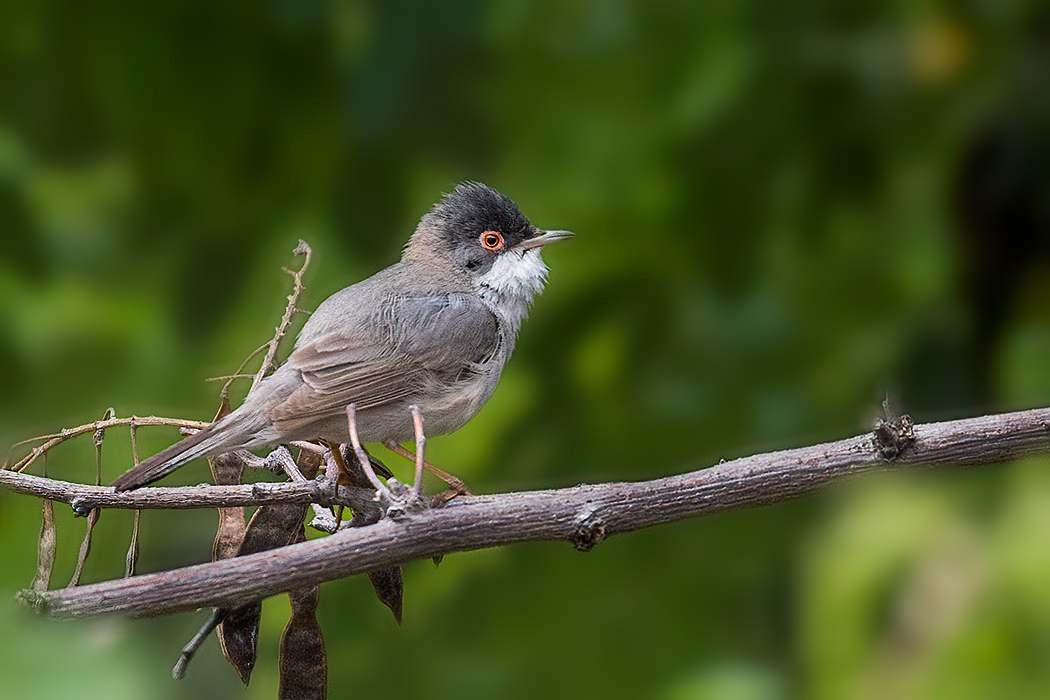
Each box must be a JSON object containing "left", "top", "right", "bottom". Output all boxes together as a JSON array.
[{"left": 3, "top": 1, "right": 1050, "bottom": 698}]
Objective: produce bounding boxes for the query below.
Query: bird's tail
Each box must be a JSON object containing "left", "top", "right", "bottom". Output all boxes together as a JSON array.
[{"left": 111, "top": 413, "right": 255, "bottom": 491}]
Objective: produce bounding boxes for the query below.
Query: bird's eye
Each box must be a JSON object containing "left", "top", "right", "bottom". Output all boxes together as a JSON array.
[{"left": 480, "top": 231, "right": 504, "bottom": 251}]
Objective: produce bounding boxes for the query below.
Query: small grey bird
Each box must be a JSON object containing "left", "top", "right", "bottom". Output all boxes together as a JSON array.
[{"left": 113, "top": 182, "right": 571, "bottom": 491}]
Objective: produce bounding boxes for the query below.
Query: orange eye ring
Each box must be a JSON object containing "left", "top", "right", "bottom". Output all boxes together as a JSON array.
[{"left": 480, "top": 231, "right": 504, "bottom": 251}]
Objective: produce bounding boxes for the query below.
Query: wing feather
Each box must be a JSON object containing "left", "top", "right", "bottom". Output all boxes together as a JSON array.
[{"left": 270, "top": 294, "right": 498, "bottom": 426}]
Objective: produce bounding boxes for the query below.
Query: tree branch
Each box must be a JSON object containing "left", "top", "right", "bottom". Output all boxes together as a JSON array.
[
  {"left": 0, "top": 470, "right": 373, "bottom": 513},
  {"left": 15, "top": 406, "right": 1050, "bottom": 620}
]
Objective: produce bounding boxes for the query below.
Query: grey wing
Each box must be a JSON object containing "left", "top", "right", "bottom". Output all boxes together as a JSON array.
[{"left": 270, "top": 294, "right": 498, "bottom": 427}]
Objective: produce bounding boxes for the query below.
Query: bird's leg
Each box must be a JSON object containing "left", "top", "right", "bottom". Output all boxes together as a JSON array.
[
  {"left": 382, "top": 442, "right": 472, "bottom": 497},
  {"left": 408, "top": 405, "right": 425, "bottom": 497},
  {"left": 344, "top": 405, "right": 394, "bottom": 501}
]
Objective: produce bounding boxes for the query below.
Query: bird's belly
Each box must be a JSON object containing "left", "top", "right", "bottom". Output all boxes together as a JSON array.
[
  {"left": 310, "top": 370, "right": 500, "bottom": 445},
  {"left": 410, "top": 371, "right": 499, "bottom": 436}
]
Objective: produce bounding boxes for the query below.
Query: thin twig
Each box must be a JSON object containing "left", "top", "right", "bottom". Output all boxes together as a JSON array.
[
  {"left": 18, "top": 406, "right": 1050, "bottom": 619},
  {"left": 5, "top": 416, "right": 209, "bottom": 474},
  {"left": 0, "top": 470, "right": 373, "bottom": 512},
  {"left": 216, "top": 346, "right": 268, "bottom": 405},
  {"left": 172, "top": 610, "right": 224, "bottom": 680},
  {"left": 251, "top": 240, "right": 312, "bottom": 392},
  {"left": 207, "top": 373, "right": 258, "bottom": 384}
]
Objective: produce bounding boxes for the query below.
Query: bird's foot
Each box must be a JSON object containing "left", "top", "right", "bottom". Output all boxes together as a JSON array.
[{"left": 379, "top": 477, "right": 435, "bottom": 518}]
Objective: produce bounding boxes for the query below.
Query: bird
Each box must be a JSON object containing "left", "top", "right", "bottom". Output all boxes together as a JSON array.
[{"left": 112, "top": 182, "right": 572, "bottom": 491}]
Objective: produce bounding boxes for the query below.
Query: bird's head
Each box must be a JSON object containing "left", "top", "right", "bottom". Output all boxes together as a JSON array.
[{"left": 405, "top": 182, "right": 573, "bottom": 305}]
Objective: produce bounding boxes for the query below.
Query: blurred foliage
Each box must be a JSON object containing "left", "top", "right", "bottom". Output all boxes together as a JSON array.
[{"left": 2, "top": 1, "right": 1050, "bottom": 699}]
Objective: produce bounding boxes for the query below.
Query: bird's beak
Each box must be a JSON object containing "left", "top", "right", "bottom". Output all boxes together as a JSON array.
[{"left": 513, "top": 229, "right": 574, "bottom": 252}]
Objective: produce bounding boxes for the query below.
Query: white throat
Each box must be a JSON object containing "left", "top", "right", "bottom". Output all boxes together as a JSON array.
[{"left": 474, "top": 249, "right": 549, "bottom": 336}]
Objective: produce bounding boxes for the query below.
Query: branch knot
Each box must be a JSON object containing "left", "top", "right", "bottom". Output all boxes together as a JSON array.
[
  {"left": 70, "top": 497, "right": 91, "bottom": 517},
  {"left": 571, "top": 505, "right": 606, "bottom": 552},
  {"left": 872, "top": 414, "right": 916, "bottom": 460}
]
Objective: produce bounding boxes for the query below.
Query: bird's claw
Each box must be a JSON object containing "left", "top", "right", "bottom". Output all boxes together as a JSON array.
[{"left": 378, "top": 477, "right": 437, "bottom": 518}]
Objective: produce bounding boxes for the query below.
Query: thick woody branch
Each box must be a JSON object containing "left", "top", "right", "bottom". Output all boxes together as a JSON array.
[{"left": 17, "top": 406, "right": 1050, "bottom": 620}]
